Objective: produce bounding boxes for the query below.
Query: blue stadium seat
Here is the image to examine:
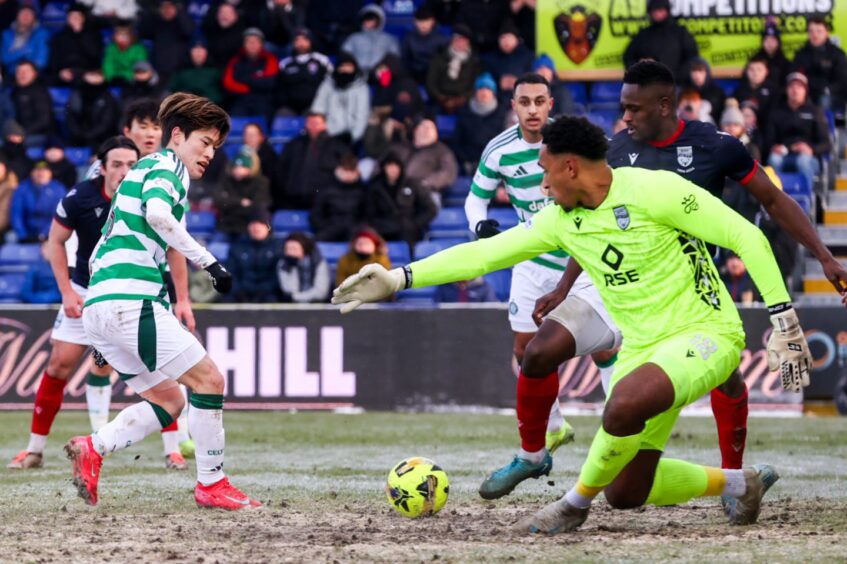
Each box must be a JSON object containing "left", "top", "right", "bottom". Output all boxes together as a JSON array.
[
  {"left": 26, "top": 147, "right": 44, "bottom": 160},
  {"left": 414, "top": 238, "right": 468, "bottom": 260},
  {"left": 386, "top": 241, "right": 411, "bottom": 265},
  {"left": 223, "top": 144, "right": 241, "bottom": 159},
  {"left": 0, "top": 273, "right": 25, "bottom": 302},
  {"left": 565, "top": 82, "right": 588, "bottom": 105},
  {"left": 483, "top": 269, "right": 511, "bottom": 302},
  {"left": 487, "top": 207, "right": 519, "bottom": 230},
  {"left": 49, "top": 87, "right": 71, "bottom": 111},
  {"left": 715, "top": 79, "right": 739, "bottom": 98},
  {"left": 444, "top": 176, "right": 472, "bottom": 207},
  {"left": 428, "top": 207, "right": 469, "bottom": 239},
  {"left": 270, "top": 116, "right": 305, "bottom": 143},
  {"left": 0, "top": 243, "right": 41, "bottom": 265},
  {"left": 272, "top": 142, "right": 286, "bottom": 154},
  {"left": 317, "top": 242, "right": 348, "bottom": 265},
  {"left": 208, "top": 241, "right": 230, "bottom": 261},
  {"left": 65, "top": 147, "right": 92, "bottom": 167},
  {"left": 42, "top": 1, "right": 70, "bottom": 28},
  {"left": 586, "top": 111, "right": 618, "bottom": 136},
  {"left": 186, "top": 210, "right": 216, "bottom": 236},
  {"left": 272, "top": 210, "right": 311, "bottom": 234},
  {"left": 230, "top": 116, "right": 268, "bottom": 140},
  {"left": 779, "top": 172, "right": 813, "bottom": 216},
  {"left": 590, "top": 81, "right": 622, "bottom": 104},
  {"left": 186, "top": 0, "right": 211, "bottom": 22},
  {"left": 436, "top": 114, "right": 456, "bottom": 139}
]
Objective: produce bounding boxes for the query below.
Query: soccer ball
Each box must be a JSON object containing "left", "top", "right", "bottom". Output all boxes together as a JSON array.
[{"left": 385, "top": 457, "right": 449, "bottom": 518}]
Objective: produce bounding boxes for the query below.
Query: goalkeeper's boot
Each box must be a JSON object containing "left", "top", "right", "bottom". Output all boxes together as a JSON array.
[
  {"left": 165, "top": 452, "right": 188, "bottom": 470},
  {"left": 545, "top": 421, "right": 575, "bottom": 454},
  {"left": 728, "top": 464, "right": 779, "bottom": 525},
  {"left": 722, "top": 463, "right": 780, "bottom": 518},
  {"left": 64, "top": 436, "right": 103, "bottom": 506},
  {"left": 195, "top": 477, "right": 262, "bottom": 510},
  {"left": 7, "top": 450, "right": 43, "bottom": 469},
  {"left": 478, "top": 452, "right": 553, "bottom": 500},
  {"left": 179, "top": 438, "right": 195, "bottom": 459},
  {"left": 515, "top": 498, "right": 589, "bottom": 534}
]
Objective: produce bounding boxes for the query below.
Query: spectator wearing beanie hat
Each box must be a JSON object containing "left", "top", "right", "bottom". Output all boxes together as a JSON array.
[
  {"left": 401, "top": 4, "right": 448, "bottom": 84},
  {"left": 752, "top": 17, "right": 790, "bottom": 87},
  {"left": 168, "top": 41, "right": 224, "bottom": 105},
  {"left": 482, "top": 20, "right": 534, "bottom": 101},
  {"left": 0, "top": 120, "right": 34, "bottom": 180},
  {"left": 623, "top": 0, "right": 699, "bottom": 81},
  {"left": 223, "top": 27, "right": 279, "bottom": 118},
  {"left": 43, "top": 136, "right": 78, "bottom": 189},
  {"left": 532, "top": 54, "right": 575, "bottom": 114},
  {"left": 310, "top": 51, "right": 370, "bottom": 142},
  {"left": 275, "top": 27, "right": 332, "bottom": 116},
  {"left": 334, "top": 227, "right": 392, "bottom": 288},
  {"left": 426, "top": 23, "right": 482, "bottom": 113},
  {"left": 214, "top": 145, "right": 272, "bottom": 238},
  {"left": 455, "top": 72, "right": 507, "bottom": 175}
]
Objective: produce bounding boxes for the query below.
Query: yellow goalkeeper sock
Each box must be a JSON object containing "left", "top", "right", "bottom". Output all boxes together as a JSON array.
[
  {"left": 577, "top": 426, "right": 642, "bottom": 490},
  {"left": 644, "top": 459, "right": 726, "bottom": 506}
]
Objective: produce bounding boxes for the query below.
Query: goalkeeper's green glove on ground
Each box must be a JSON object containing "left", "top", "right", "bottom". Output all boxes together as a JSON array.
[
  {"left": 767, "top": 305, "right": 812, "bottom": 392},
  {"left": 332, "top": 264, "right": 409, "bottom": 313}
]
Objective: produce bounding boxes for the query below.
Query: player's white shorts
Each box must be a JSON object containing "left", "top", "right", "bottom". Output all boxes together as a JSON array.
[
  {"left": 51, "top": 281, "right": 89, "bottom": 345},
  {"left": 546, "top": 281, "right": 622, "bottom": 358},
  {"left": 82, "top": 299, "right": 205, "bottom": 393},
  {"left": 508, "top": 260, "right": 564, "bottom": 333}
]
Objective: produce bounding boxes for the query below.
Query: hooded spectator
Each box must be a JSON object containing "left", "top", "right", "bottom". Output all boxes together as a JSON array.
[
  {"left": 259, "top": 0, "right": 306, "bottom": 50},
  {"left": 791, "top": 15, "right": 847, "bottom": 114},
  {"left": 21, "top": 241, "right": 60, "bottom": 303},
  {"left": 0, "top": 156, "right": 19, "bottom": 236},
  {"left": 226, "top": 207, "right": 283, "bottom": 303},
  {"left": 623, "top": 0, "right": 698, "bottom": 81},
  {"left": 275, "top": 27, "right": 332, "bottom": 115},
  {"left": 43, "top": 136, "right": 78, "bottom": 189},
  {"left": 405, "top": 118, "right": 458, "bottom": 205},
  {"left": 340, "top": 4, "right": 399, "bottom": 75},
  {"left": 733, "top": 55, "right": 779, "bottom": 129},
  {"left": 310, "top": 151, "right": 366, "bottom": 241},
  {"left": 310, "top": 51, "right": 370, "bottom": 142},
  {"left": 11, "top": 59, "right": 52, "bottom": 145},
  {"left": 277, "top": 231, "right": 331, "bottom": 303},
  {"left": 531, "top": 54, "right": 575, "bottom": 115},
  {"left": 121, "top": 60, "right": 164, "bottom": 104},
  {"left": 483, "top": 20, "right": 534, "bottom": 101},
  {"left": 202, "top": 2, "right": 246, "bottom": 67},
  {"left": 214, "top": 145, "right": 272, "bottom": 237},
  {"left": 334, "top": 227, "right": 391, "bottom": 287},
  {"left": 102, "top": 25, "right": 148, "bottom": 86},
  {"left": 752, "top": 19, "right": 790, "bottom": 89},
  {"left": 426, "top": 24, "right": 482, "bottom": 113},
  {"left": 10, "top": 161, "right": 65, "bottom": 242},
  {"left": 681, "top": 57, "right": 726, "bottom": 124},
  {"left": 46, "top": 4, "right": 102, "bottom": 86},
  {"left": 168, "top": 41, "right": 223, "bottom": 105},
  {"left": 371, "top": 53, "right": 423, "bottom": 122},
  {"left": 455, "top": 73, "right": 507, "bottom": 174},
  {"left": 401, "top": 4, "right": 448, "bottom": 84},
  {"left": 364, "top": 152, "right": 437, "bottom": 245},
  {"left": 138, "top": 0, "right": 195, "bottom": 84},
  {"left": 66, "top": 69, "right": 122, "bottom": 150},
  {"left": 224, "top": 27, "right": 279, "bottom": 117},
  {"left": 0, "top": 120, "right": 33, "bottom": 180},
  {"left": 1, "top": 4, "right": 49, "bottom": 74}
]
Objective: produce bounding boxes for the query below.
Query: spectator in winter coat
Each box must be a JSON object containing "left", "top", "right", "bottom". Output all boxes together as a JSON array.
[
  {"left": 1, "top": 4, "right": 49, "bottom": 74},
  {"left": 66, "top": 69, "right": 122, "bottom": 150},
  {"left": 226, "top": 208, "right": 283, "bottom": 303},
  {"left": 102, "top": 25, "right": 148, "bottom": 86},
  {"left": 364, "top": 152, "right": 437, "bottom": 245},
  {"left": 791, "top": 15, "right": 847, "bottom": 114},
  {"left": 752, "top": 19, "right": 790, "bottom": 90},
  {"left": 213, "top": 146, "right": 272, "bottom": 237},
  {"left": 401, "top": 4, "right": 448, "bottom": 85},
  {"left": 137, "top": 0, "right": 194, "bottom": 84},
  {"left": 0, "top": 120, "right": 33, "bottom": 180},
  {"left": 223, "top": 28, "right": 279, "bottom": 117},
  {"left": 426, "top": 24, "right": 482, "bottom": 113},
  {"left": 21, "top": 241, "right": 60, "bottom": 304},
  {"left": 483, "top": 21, "right": 534, "bottom": 102},
  {"left": 719, "top": 252, "right": 757, "bottom": 304},
  {"left": 311, "top": 152, "right": 366, "bottom": 241},
  {"left": 10, "top": 161, "right": 65, "bottom": 242},
  {"left": 341, "top": 4, "right": 400, "bottom": 76},
  {"left": 681, "top": 57, "right": 726, "bottom": 124},
  {"left": 370, "top": 53, "right": 424, "bottom": 123},
  {"left": 274, "top": 111, "right": 346, "bottom": 210},
  {"left": 405, "top": 118, "right": 458, "bottom": 205},
  {"left": 43, "top": 137, "right": 78, "bottom": 189},
  {"left": 733, "top": 56, "right": 780, "bottom": 131},
  {"left": 334, "top": 227, "right": 391, "bottom": 287},
  {"left": 46, "top": 4, "right": 103, "bottom": 86},
  {"left": 201, "top": 2, "right": 245, "bottom": 67},
  {"left": 455, "top": 0, "right": 511, "bottom": 53},
  {"left": 0, "top": 157, "right": 19, "bottom": 237},
  {"left": 258, "top": 0, "right": 305, "bottom": 49},
  {"left": 275, "top": 27, "right": 331, "bottom": 115},
  {"left": 242, "top": 122, "right": 277, "bottom": 186},
  {"left": 277, "top": 231, "right": 330, "bottom": 303},
  {"left": 623, "top": 0, "right": 698, "bottom": 81},
  {"left": 121, "top": 60, "right": 165, "bottom": 104},
  {"left": 531, "top": 54, "right": 576, "bottom": 115},
  {"left": 310, "top": 51, "right": 370, "bottom": 142},
  {"left": 168, "top": 42, "right": 223, "bottom": 105},
  {"left": 454, "top": 73, "right": 507, "bottom": 175},
  {"left": 11, "top": 60, "right": 52, "bottom": 145}
]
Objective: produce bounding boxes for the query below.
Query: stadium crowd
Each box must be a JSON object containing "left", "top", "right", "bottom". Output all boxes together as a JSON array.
[{"left": 0, "top": 0, "right": 842, "bottom": 305}]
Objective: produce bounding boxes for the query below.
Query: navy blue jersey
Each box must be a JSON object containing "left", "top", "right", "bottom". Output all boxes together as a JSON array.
[
  {"left": 53, "top": 178, "right": 111, "bottom": 288},
  {"left": 607, "top": 119, "right": 757, "bottom": 197}
]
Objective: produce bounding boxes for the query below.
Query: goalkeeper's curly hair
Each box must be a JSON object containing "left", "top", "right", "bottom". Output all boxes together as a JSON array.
[
  {"left": 541, "top": 115, "right": 608, "bottom": 161},
  {"left": 158, "top": 92, "right": 231, "bottom": 148}
]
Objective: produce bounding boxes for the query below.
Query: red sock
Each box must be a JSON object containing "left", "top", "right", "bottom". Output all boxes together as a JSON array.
[
  {"left": 516, "top": 370, "right": 559, "bottom": 452},
  {"left": 31, "top": 372, "right": 66, "bottom": 436},
  {"left": 710, "top": 386, "right": 748, "bottom": 469},
  {"left": 161, "top": 420, "right": 178, "bottom": 433}
]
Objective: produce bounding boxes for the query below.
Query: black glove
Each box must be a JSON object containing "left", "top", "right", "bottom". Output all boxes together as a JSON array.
[
  {"left": 205, "top": 261, "right": 232, "bottom": 294},
  {"left": 475, "top": 219, "right": 501, "bottom": 239}
]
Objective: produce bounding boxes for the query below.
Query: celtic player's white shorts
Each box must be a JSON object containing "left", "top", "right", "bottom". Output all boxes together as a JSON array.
[
  {"left": 508, "top": 260, "right": 563, "bottom": 333},
  {"left": 82, "top": 299, "right": 205, "bottom": 393},
  {"left": 51, "top": 281, "right": 90, "bottom": 346}
]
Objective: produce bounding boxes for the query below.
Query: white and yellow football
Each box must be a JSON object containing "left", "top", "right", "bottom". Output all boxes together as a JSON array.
[{"left": 385, "top": 457, "right": 449, "bottom": 518}]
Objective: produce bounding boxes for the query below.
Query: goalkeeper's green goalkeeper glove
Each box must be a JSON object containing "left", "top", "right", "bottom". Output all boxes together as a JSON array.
[
  {"left": 331, "top": 264, "right": 410, "bottom": 313},
  {"left": 767, "top": 305, "right": 811, "bottom": 393}
]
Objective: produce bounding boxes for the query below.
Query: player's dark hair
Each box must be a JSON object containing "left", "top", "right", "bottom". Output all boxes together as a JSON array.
[
  {"left": 97, "top": 135, "right": 140, "bottom": 167},
  {"left": 158, "top": 92, "right": 230, "bottom": 147},
  {"left": 623, "top": 60, "right": 676, "bottom": 87},
  {"left": 513, "top": 72, "right": 551, "bottom": 95},
  {"left": 122, "top": 98, "right": 160, "bottom": 130},
  {"left": 541, "top": 115, "right": 608, "bottom": 161}
]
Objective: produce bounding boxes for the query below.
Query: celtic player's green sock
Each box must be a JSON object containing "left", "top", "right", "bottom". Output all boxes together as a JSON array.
[
  {"left": 565, "top": 426, "right": 641, "bottom": 507},
  {"left": 645, "top": 459, "right": 727, "bottom": 506}
]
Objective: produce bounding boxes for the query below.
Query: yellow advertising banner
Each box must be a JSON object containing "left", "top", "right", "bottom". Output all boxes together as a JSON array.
[{"left": 537, "top": 0, "right": 847, "bottom": 78}]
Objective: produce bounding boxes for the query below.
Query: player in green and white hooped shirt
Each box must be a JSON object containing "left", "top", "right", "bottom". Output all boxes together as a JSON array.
[
  {"left": 66, "top": 93, "right": 260, "bottom": 510},
  {"left": 464, "top": 74, "right": 620, "bottom": 499},
  {"left": 333, "top": 116, "right": 811, "bottom": 531}
]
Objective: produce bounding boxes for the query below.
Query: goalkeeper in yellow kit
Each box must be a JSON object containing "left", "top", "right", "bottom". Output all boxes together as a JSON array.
[{"left": 332, "top": 116, "right": 812, "bottom": 533}]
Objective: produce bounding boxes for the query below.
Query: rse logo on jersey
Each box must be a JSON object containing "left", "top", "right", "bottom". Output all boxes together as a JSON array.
[{"left": 601, "top": 244, "right": 640, "bottom": 287}]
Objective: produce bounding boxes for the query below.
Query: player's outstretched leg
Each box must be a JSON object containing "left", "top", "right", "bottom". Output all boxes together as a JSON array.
[
  {"left": 180, "top": 356, "right": 260, "bottom": 510},
  {"left": 711, "top": 370, "right": 749, "bottom": 515}
]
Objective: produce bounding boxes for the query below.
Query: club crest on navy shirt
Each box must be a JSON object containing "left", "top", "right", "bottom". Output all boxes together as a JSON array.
[{"left": 676, "top": 146, "right": 693, "bottom": 170}]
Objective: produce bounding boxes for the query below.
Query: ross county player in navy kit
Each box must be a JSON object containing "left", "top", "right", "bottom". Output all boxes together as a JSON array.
[
  {"left": 527, "top": 60, "right": 847, "bottom": 513},
  {"left": 8, "top": 137, "right": 191, "bottom": 471}
]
